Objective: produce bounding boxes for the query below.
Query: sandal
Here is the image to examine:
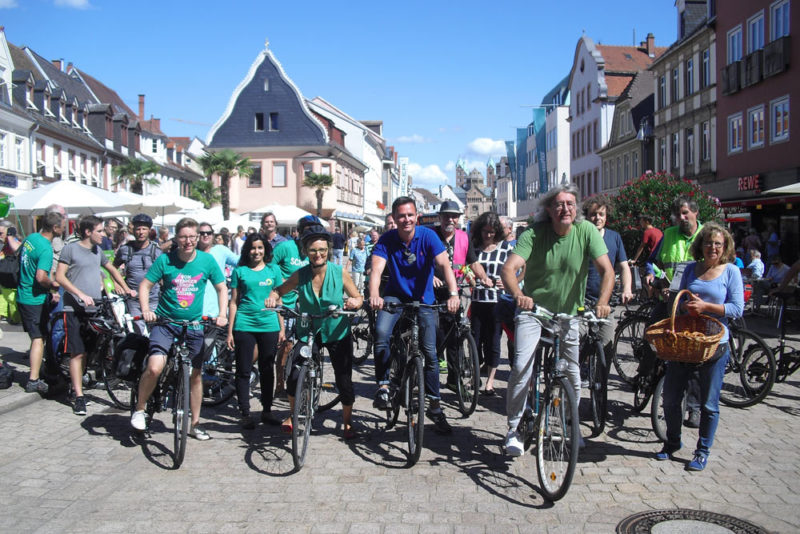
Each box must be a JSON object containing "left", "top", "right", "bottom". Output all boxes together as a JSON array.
[
  {"left": 481, "top": 388, "right": 497, "bottom": 397},
  {"left": 343, "top": 425, "right": 359, "bottom": 440},
  {"left": 281, "top": 420, "right": 293, "bottom": 434}
]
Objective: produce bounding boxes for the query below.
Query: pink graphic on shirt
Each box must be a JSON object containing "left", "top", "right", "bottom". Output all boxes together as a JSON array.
[{"left": 172, "top": 273, "right": 203, "bottom": 308}]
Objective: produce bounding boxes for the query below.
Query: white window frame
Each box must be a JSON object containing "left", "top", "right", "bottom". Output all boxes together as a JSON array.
[
  {"left": 728, "top": 113, "right": 744, "bottom": 153},
  {"left": 685, "top": 57, "right": 694, "bottom": 95},
  {"left": 632, "top": 151, "right": 639, "bottom": 177},
  {"left": 771, "top": 0, "right": 791, "bottom": 41},
  {"left": 702, "top": 121, "right": 711, "bottom": 161},
  {"left": 748, "top": 105, "right": 765, "bottom": 149},
  {"left": 747, "top": 11, "right": 765, "bottom": 53},
  {"left": 701, "top": 48, "right": 711, "bottom": 87},
  {"left": 727, "top": 25, "right": 743, "bottom": 64},
  {"left": 686, "top": 127, "right": 695, "bottom": 165},
  {"left": 672, "top": 132, "right": 680, "bottom": 168},
  {"left": 272, "top": 162, "right": 286, "bottom": 187},
  {"left": 15, "top": 138, "right": 25, "bottom": 171},
  {"left": 770, "top": 95, "right": 790, "bottom": 143},
  {"left": 0, "top": 133, "right": 5, "bottom": 169}
]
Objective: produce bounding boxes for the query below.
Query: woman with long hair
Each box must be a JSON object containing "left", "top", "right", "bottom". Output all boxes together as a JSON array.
[
  {"left": 227, "top": 233, "right": 284, "bottom": 429},
  {"left": 469, "top": 211, "right": 512, "bottom": 395}
]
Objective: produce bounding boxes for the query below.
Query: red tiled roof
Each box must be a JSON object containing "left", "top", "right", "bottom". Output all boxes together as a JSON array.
[
  {"left": 605, "top": 74, "right": 634, "bottom": 98},
  {"left": 596, "top": 45, "right": 667, "bottom": 73},
  {"left": 75, "top": 68, "right": 137, "bottom": 118}
]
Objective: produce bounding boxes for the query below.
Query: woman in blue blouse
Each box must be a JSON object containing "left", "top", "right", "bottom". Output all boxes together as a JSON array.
[
  {"left": 656, "top": 222, "right": 744, "bottom": 471},
  {"left": 227, "top": 233, "right": 284, "bottom": 429}
]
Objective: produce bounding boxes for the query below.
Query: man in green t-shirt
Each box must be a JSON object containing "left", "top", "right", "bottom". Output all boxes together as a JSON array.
[
  {"left": 131, "top": 218, "right": 227, "bottom": 440},
  {"left": 18, "top": 212, "right": 64, "bottom": 394},
  {"left": 500, "top": 184, "right": 614, "bottom": 456}
]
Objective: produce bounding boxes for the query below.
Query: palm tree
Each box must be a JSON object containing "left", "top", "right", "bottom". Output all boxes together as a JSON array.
[
  {"left": 189, "top": 179, "right": 221, "bottom": 209},
  {"left": 303, "top": 172, "right": 333, "bottom": 217},
  {"left": 112, "top": 157, "right": 160, "bottom": 195},
  {"left": 198, "top": 149, "right": 252, "bottom": 221}
]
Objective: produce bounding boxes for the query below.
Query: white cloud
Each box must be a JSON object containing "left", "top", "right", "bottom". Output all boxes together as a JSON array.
[
  {"left": 460, "top": 159, "right": 491, "bottom": 173},
  {"left": 394, "top": 134, "right": 429, "bottom": 144},
  {"left": 54, "top": 0, "right": 91, "bottom": 8},
  {"left": 466, "top": 137, "right": 507, "bottom": 157},
  {"left": 408, "top": 162, "right": 448, "bottom": 187},
  {"left": 444, "top": 160, "right": 455, "bottom": 171},
  {"left": 0, "top": 0, "right": 19, "bottom": 7}
]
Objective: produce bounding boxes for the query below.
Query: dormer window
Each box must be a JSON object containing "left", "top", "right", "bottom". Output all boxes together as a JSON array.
[
  {"left": 43, "top": 92, "right": 55, "bottom": 117},
  {"left": 72, "top": 107, "right": 79, "bottom": 128},
  {"left": 60, "top": 101, "right": 68, "bottom": 123},
  {"left": 26, "top": 84, "right": 37, "bottom": 110}
]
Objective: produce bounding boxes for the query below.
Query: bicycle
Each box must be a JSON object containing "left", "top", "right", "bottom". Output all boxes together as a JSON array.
[
  {"left": 771, "top": 293, "right": 800, "bottom": 384},
  {"left": 199, "top": 325, "right": 237, "bottom": 407},
  {"left": 437, "top": 285, "right": 480, "bottom": 417},
  {"left": 351, "top": 304, "right": 374, "bottom": 366},
  {"left": 129, "top": 317, "right": 213, "bottom": 469},
  {"left": 577, "top": 307, "right": 609, "bottom": 437},
  {"left": 514, "top": 305, "right": 580, "bottom": 502},
  {"left": 718, "top": 317, "right": 776, "bottom": 408},
  {"left": 265, "top": 305, "right": 356, "bottom": 471},
  {"left": 380, "top": 301, "right": 446, "bottom": 466}
]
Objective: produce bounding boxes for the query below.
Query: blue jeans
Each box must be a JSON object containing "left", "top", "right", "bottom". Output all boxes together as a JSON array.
[
  {"left": 663, "top": 344, "right": 729, "bottom": 457},
  {"left": 373, "top": 296, "right": 440, "bottom": 400},
  {"left": 332, "top": 249, "right": 344, "bottom": 265}
]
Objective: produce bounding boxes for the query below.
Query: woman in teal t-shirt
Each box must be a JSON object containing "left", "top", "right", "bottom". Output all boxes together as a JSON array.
[{"left": 227, "top": 233, "right": 283, "bottom": 429}]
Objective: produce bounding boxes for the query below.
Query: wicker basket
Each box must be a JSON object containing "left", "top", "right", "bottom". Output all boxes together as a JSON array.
[{"left": 644, "top": 289, "right": 725, "bottom": 363}]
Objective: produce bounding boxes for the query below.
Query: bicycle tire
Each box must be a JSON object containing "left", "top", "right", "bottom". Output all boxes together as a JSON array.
[
  {"left": 316, "top": 348, "right": 342, "bottom": 413},
  {"left": 588, "top": 340, "right": 608, "bottom": 437},
  {"left": 201, "top": 345, "right": 236, "bottom": 407},
  {"left": 455, "top": 331, "right": 480, "bottom": 417},
  {"left": 172, "top": 360, "right": 190, "bottom": 468},
  {"left": 102, "top": 344, "right": 132, "bottom": 410},
  {"left": 536, "top": 375, "right": 579, "bottom": 502},
  {"left": 651, "top": 375, "right": 667, "bottom": 442},
  {"left": 292, "top": 364, "right": 313, "bottom": 471},
  {"left": 720, "top": 334, "right": 776, "bottom": 407},
  {"left": 385, "top": 355, "right": 402, "bottom": 429},
  {"left": 612, "top": 315, "right": 649, "bottom": 386},
  {"left": 519, "top": 347, "right": 544, "bottom": 452},
  {"left": 632, "top": 379, "right": 652, "bottom": 412},
  {"left": 405, "top": 354, "right": 425, "bottom": 466},
  {"left": 351, "top": 308, "right": 373, "bottom": 366},
  {"left": 776, "top": 351, "right": 800, "bottom": 383}
]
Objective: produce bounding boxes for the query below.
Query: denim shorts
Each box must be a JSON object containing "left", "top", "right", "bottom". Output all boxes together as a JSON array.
[{"left": 148, "top": 323, "right": 205, "bottom": 369}]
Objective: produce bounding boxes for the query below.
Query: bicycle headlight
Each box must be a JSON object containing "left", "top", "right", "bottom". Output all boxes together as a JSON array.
[
  {"left": 299, "top": 345, "right": 312, "bottom": 358},
  {"left": 556, "top": 359, "right": 569, "bottom": 374}
]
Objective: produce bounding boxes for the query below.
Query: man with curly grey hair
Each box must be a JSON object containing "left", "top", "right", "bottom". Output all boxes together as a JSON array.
[{"left": 500, "top": 183, "right": 614, "bottom": 455}]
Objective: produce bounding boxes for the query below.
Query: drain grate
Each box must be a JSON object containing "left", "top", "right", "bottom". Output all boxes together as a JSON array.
[{"left": 617, "top": 509, "right": 767, "bottom": 534}]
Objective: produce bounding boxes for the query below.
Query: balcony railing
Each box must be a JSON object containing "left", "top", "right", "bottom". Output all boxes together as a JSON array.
[
  {"left": 721, "top": 61, "right": 742, "bottom": 95},
  {"left": 763, "top": 36, "right": 791, "bottom": 78},
  {"left": 741, "top": 49, "right": 763, "bottom": 88}
]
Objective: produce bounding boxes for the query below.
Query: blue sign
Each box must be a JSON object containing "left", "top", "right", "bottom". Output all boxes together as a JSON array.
[{"left": 0, "top": 174, "right": 18, "bottom": 188}]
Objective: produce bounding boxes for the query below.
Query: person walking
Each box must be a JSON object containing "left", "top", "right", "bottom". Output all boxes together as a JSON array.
[
  {"left": 331, "top": 225, "right": 346, "bottom": 265},
  {"left": 346, "top": 237, "right": 368, "bottom": 294},
  {"left": 227, "top": 233, "right": 283, "bottom": 429},
  {"left": 656, "top": 222, "right": 743, "bottom": 471}
]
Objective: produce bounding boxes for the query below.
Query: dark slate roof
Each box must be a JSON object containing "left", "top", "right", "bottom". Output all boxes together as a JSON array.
[
  {"left": 75, "top": 68, "right": 137, "bottom": 118},
  {"left": 25, "top": 48, "right": 96, "bottom": 106},
  {"left": 412, "top": 187, "right": 441, "bottom": 204},
  {"left": 207, "top": 48, "right": 327, "bottom": 148}
]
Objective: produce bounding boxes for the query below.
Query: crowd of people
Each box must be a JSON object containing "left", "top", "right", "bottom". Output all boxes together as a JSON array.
[{"left": 0, "top": 186, "right": 787, "bottom": 474}]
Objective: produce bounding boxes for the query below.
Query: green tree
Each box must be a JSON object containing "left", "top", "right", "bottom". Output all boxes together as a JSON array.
[
  {"left": 303, "top": 172, "right": 334, "bottom": 217},
  {"left": 608, "top": 170, "right": 722, "bottom": 255},
  {"left": 198, "top": 149, "right": 253, "bottom": 221},
  {"left": 188, "top": 179, "right": 221, "bottom": 209},
  {"left": 112, "top": 157, "right": 160, "bottom": 195}
]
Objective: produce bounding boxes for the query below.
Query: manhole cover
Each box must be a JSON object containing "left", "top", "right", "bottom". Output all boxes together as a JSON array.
[{"left": 617, "top": 509, "right": 767, "bottom": 534}]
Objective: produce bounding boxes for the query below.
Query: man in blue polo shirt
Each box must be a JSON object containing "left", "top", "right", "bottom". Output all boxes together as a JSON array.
[{"left": 369, "top": 196, "right": 460, "bottom": 434}]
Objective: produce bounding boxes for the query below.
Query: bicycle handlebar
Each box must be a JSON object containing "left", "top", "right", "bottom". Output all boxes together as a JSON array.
[{"left": 262, "top": 305, "right": 359, "bottom": 320}]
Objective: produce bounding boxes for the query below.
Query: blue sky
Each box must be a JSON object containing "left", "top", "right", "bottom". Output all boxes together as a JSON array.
[{"left": 1, "top": 0, "right": 676, "bottom": 190}]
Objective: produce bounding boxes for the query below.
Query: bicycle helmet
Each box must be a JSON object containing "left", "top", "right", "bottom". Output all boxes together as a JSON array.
[
  {"left": 297, "top": 214, "right": 322, "bottom": 234},
  {"left": 131, "top": 213, "right": 153, "bottom": 228},
  {"left": 300, "top": 224, "right": 331, "bottom": 248}
]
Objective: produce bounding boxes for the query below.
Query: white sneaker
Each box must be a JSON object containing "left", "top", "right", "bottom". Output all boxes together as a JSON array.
[
  {"left": 505, "top": 429, "right": 523, "bottom": 457},
  {"left": 131, "top": 410, "right": 146, "bottom": 431}
]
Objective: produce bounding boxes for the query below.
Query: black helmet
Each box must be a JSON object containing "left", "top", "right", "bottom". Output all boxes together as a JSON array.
[
  {"left": 297, "top": 214, "right": 322, "bottom": 234},
  {"left": 300, "top": 224, "right": 331, "bottom": 248},
  {"left": 131, "top": 213, "right": 153, "bottom": 228}
]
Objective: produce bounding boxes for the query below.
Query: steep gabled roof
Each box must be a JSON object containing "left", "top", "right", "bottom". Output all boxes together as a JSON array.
[
  {"left": 596, "top": 44, "right": 667, "bottom": 73},
  {"left": 605, "top": 74, "right": 635, "bottom": 98},
  {"left": 25, "top": 48, "right": 95, "bottom": 106},
  {"left": 74, "top": 67, "right": 137, "bottom": 118},
  {"left": 412, "top": 187, "right": 441, "bottom": 205}
]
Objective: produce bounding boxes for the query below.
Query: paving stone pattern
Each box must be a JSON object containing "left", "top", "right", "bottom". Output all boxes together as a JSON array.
[{"left": 1, "top": 319, "right": 799, "bottom": 533}]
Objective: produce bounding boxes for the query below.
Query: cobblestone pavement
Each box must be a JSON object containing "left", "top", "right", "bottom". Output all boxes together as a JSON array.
[{"left": 1, "top": 315, "right": 799, "bottom": 533}]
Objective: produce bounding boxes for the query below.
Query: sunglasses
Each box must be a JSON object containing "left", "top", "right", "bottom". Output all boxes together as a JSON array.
[
  {"left": 198, "top": 231, "right": 214, "bottom": 237},
  {"left": 402, "top": 247, "right": 416, "bottom": 265}
]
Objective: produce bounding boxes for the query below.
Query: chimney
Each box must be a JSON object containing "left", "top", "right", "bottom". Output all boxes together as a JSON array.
[
  {"left": 66, "top": 61, "right": 73, "bottom": 74},
  {"left": 153, "top": 118, "right": 160, "bottom": 132},
  {"left": 52, "top": 59, "right": 62, "bottom": 71},
  {"left": 646, "top": 33, "right": 655, "bottom": 58},
  {"left": 138, "top": 94, "right": 145, "bottom": 120}
]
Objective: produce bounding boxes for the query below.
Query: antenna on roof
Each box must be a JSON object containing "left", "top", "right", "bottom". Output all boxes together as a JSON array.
[{"left": 633, "top": 28, "right": 636, "bottom": 46}]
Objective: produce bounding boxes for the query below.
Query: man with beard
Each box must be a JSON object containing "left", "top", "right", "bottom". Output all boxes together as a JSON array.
[
  {"left": 430, "top": 201, "right": 490, "bottom": 388},
  {"left": 260, "top": 212, "right": 287, "bottom": 249},
  {"left": 645, "top": 196, "right": 704, "bottom": 428}
]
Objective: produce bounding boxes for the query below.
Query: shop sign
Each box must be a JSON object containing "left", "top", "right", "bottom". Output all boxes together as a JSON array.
[
  {"left": 0, "top": 174, "right": 18, "bottom": 188},
  {"left": 737, "top": 174, "right": 760, "bottom": 192}
]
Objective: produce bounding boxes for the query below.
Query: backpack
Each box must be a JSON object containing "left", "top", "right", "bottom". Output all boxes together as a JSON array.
[
  {"left": 0, "top": 363, "right": 13, "bottom": 389},
  {"left": 117, "top": 242, "right": 160, "bottom": 275},
  {"left": 0, "top": 252, "right": 20, "bottom": 289},
  {"left": 114, "top": 333, "right": 149, "bottom": 381}
]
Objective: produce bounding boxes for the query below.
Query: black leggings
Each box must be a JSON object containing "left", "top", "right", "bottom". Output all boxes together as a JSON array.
[
  {"left": 286, "top": 335, "right": 355, "bottom": 406},
  {"left": 234, "top": 330, "right": 279, "bottom": 416},
  {"left": 470, "top": 301, "right": 501, "bottom": 369}
]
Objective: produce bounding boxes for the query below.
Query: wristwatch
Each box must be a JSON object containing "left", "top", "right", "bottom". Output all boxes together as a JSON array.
[{"left": 449, "top": 291, "right": 459, "bottom": 297}]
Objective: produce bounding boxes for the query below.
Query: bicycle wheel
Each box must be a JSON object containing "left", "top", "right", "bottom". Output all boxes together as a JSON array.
[
  {"left": 632, "top": 376, "right": 653, "bottom": 412},
  {"left": 519, "top": 348, "right": 544, "bottom": 451},
  {"left": 455, "top": 331, "right": 480, "bottom": 417},
  {"left": 651, "top": 375, "right": 667, "bottom": 442},
  {"left": 351, "top": 307, "right": 373, "bottom": 366},
  {"left": 536, "top": 375, "right": 579, "bottom": 502},
  {"left": 588, "top": 340, "right": 608, "bottom": 437},
  {"left": 385, "top": 354, "right": 402, "bottom": 429},
  {"left": 612, "top": 315, "right": 649, "bottom": 386},
  {"left": 316, "top": 348, "right": 341, "bottom": 413},
  {"left": 102, "top": 344, "right": 132, "bottom": 410},
  {"left": 201, "top": 345, "right": 236, "bottom": 407},
  {"left": 292, "top": 364, "right": 313, "bottom": 470},
  {"left": 720, "top": 335, "right": 776, "bottom": 408},
  {"left": 405, "top": 354, "right": 425, "bottom": 466},
  {"left": 172, "top": 360, "right": 191, "bottom": 468}
]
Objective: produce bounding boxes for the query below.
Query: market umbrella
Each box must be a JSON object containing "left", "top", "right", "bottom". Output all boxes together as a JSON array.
[
  {"left": 762, "top": 183, "right": 800, "bottom": 195},
  {"left": 247, "top": 204, "right": 329, "bottom": 228},
  {"left": 9, "top": 181, "right": 140, "bottom": 216}
]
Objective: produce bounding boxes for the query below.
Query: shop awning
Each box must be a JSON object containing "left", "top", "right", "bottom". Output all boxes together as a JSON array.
[
  {"left": 333, "top": 210, "right": 367, "bottom": 225},
  {"left": 763, "top": 183, "right": 800, "bottom": 195},
  {"left": 721, "top": 195, "right": 800, "bottom": 209}
]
